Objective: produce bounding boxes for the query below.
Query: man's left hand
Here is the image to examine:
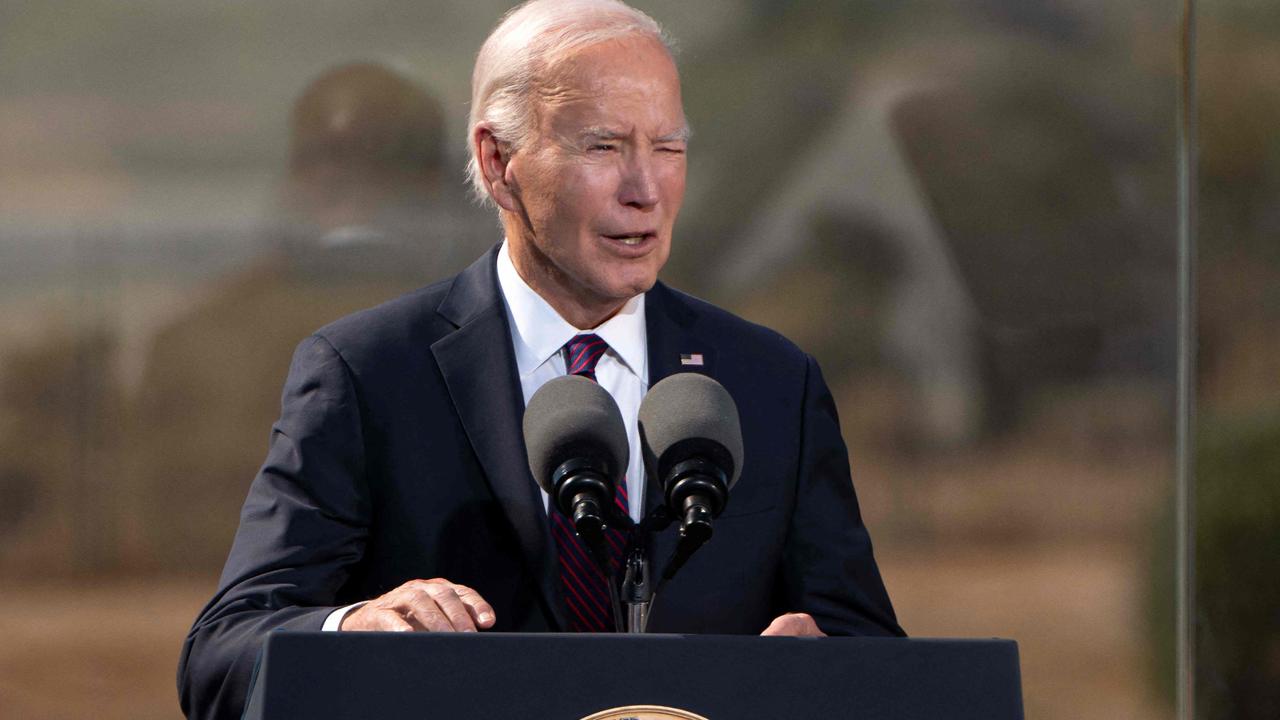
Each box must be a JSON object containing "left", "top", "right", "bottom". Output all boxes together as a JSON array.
[{"left": 760, "top": 612, "right": 827, "bottom": 637}]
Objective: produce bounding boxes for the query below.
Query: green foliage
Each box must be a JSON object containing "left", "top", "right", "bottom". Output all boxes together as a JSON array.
[
  {"left": 1194, "top": 414, "right": 1280, "bottom": 718},
  {"left": 1148, "top": 413, "right": 1280, "bottom": 718}
]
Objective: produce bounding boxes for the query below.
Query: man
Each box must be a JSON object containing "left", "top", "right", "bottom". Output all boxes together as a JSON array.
[{"left": 179, "top": 2, "right": 902, "bottom": 718}]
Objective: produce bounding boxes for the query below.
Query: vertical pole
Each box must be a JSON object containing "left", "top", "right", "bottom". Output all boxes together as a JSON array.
[{"left": 1175, "top": 0, "right": 1198, "bottom": 718}]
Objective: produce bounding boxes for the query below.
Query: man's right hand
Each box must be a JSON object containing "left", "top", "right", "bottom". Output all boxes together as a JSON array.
[{"left": 340, "top": 578, "right": 496, "bottom": 632}]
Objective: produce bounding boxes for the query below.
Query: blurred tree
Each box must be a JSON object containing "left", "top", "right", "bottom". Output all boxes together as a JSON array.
[
  {"left": 1194, "top": 417, "right": 1280, "bottom": 718},
  {"left": 1150, "top": 414, "right": 1280, "bottom": 719}
]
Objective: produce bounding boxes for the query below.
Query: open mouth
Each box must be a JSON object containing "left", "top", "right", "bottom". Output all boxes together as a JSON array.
[{"left": 602, "top": 232, "right": 654, "bottom": 246}]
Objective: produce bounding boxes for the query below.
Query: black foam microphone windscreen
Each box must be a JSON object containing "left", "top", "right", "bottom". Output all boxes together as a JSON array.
[
  {"left": 638, "top": 373, "right": 743, "bottom": 489},
  {"left": 522, "top": 375, "right": 629, "bottom": 494}
]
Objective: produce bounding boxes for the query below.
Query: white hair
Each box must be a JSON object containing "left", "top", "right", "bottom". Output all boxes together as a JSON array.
[{"left": 465, "top": 0, "right": 677, "bottom": 205}]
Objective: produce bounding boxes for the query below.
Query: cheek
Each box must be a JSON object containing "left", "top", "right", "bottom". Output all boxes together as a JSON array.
[
  {"left": 558, "top": 171, "right": 620, "bottom": 235},
  {"left": 528, "top": 170, "right": 567, "bottom": 218},
  {"left": 658, "top": 163, "right": 687, "bottom": 207},
  {"left": 515, "top": 154, "right": 577, "bottom": 223}
]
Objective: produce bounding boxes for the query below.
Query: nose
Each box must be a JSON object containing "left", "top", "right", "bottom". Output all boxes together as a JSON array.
[{"left": 618, "top": 151, "right": 659, "bottom": 210}]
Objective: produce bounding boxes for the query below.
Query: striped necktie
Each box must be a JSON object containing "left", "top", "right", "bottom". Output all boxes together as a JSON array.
[{"left": 552, "top": 333, "right": 629, "bottom": 632}]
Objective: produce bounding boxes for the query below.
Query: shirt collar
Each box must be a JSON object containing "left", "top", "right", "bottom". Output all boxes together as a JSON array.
[{"left": 496, "top": 241, "right": 647, "bottom": 379}]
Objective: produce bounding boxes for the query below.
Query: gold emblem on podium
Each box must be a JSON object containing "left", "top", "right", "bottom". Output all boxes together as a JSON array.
[{"left": 579, "top": 705, "right": 710, "bottom": 720}]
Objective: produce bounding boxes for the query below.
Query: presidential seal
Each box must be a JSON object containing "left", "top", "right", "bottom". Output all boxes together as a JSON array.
[{"left": 579, "top": 705, "right": 710, "bottom": 720}]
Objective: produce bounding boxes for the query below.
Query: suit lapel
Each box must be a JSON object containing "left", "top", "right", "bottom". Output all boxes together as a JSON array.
[
  {"left": 431, "top": 248, "right": 568, "bottom": 631},
  {"left": 642, "top": 282, "right": 718, "bottom": 591}
]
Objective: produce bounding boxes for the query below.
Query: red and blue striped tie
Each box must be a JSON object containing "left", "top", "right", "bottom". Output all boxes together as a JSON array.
[{"left": 552, "top": 333, "right": 629, "bottom": 632}]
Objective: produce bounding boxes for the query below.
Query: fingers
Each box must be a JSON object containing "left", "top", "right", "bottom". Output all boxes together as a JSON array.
[
  {"left": 413, "top": 581, "right": 477, "bottom": 632},
  {"left": 760, "top": 612, "right": 827, "bottom": 637},
  {"left": 341, "top": 578, "right": 497, "bottom": 633},
  {"left": 452, "top": 583, "right": 497, "bottom": 629},
  {"left": 400, "top": 585, "right": 462, "bottom": 632}
]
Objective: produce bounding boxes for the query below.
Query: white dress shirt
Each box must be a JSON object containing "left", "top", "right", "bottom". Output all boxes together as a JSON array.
[
  {"left": 495, "top": 241, "right": 649, "bottom": 519},
  {"left": 323, "top": 241, "right": 649, "bottom": 630}
]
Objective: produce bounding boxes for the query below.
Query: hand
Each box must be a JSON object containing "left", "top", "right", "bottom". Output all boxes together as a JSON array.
[
  {"left": 340, "top": 578, "right": 496, "bottom": 632},
  {"left": 760, "top": 612, "right": 827, "bottom": 637}
]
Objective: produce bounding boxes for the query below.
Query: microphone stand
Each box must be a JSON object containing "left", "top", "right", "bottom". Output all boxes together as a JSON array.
[
  {"left": 618, "top": 502, "right": 671, "bottom": 634},
  {"left": 620, "top": 545, "right": 652, "bottom": 633}
]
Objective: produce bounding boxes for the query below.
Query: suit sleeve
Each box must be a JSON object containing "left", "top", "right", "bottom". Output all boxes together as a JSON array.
[
  {"left": 178, "top": 334, "right": 372, "bottom": 720},
  {"left": 780, "top": 353, "right": 906, "bottom": 637}
]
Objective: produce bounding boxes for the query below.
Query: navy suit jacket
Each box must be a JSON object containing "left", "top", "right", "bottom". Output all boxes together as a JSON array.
[{"left": 178, "top": 246, "right": 903, "bottom": 720}]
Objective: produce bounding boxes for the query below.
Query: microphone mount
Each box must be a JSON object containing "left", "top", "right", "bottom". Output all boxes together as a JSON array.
[
  {"left": 551, "top": 457, "right": 615, "bottom": 565},
  {"left": 665, "top": 457, "right": 729, "bottom": 546},
  {"left": 550, "top": 455, "right": 634, "bottom": 604},
  {"left": 658, "top": 456, "right": 730, "bottom": 582},
  {"left": 621, "top": 545, "right": 652, "bottom": 633}
]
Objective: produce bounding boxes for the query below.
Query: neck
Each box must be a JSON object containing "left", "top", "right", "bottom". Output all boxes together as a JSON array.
[
  {"left": 504, "top": 236, "right": 626, "bottom": 331},
  {"left": 514, "top": 253, "right": 626, "bottom": 330},
  {"left": 561, "top": 303, "right": 625, "bottom": 331}
]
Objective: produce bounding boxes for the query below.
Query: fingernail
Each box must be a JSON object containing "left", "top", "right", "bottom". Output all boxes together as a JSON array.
[{"left": 479, "top": 613, "right": 494, "bottom": 624}]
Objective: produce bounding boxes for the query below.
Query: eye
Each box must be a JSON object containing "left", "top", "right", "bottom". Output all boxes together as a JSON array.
[
  {"left": 589, "top": 143, "right": 617, "bottom": 152},
  {"left": 657, "top": 145, "right": 686, "bottom": 155}
]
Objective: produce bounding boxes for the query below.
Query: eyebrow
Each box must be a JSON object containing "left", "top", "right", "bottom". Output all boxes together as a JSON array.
[
  {"left": 580, "top": 126, "right": 692, "bottom": 143},
  {"left": 656, "top": 127, "right": 692, "bottom": 143},
  {"left": 581, "top": 128, "right": 626, "bottom": 142}
]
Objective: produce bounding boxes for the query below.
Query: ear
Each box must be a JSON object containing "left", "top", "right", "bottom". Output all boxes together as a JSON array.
[{"left": 472, "top": 124, "right": 520, "bottom": 213}]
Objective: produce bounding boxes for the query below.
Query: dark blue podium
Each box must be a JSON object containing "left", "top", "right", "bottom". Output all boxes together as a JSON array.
[{"left": 244, "top": 633, "right": 1023, "bottom": 719}]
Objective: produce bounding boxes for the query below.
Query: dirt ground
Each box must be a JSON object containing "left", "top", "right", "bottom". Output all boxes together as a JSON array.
[
  {"left": 0, "top": 539, "right": 1167, "bottom": 719},
  {"left": 0, "top": 577, "right": 212, "bottom": 720},
  {"left": 883, "top": 543, "right": 1166, "bottom": 720}
]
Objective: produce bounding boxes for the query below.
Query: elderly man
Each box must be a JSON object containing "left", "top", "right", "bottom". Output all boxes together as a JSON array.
[{"left": 179, "top": 2, "right": 902, "bottom": 718}]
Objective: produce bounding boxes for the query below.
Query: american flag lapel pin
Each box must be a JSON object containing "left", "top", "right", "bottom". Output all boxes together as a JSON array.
[{"left": 679, "top": 352, "right": 704, "bottom": 367}]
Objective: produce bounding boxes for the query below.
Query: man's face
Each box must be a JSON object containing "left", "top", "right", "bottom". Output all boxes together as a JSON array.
[{"left": 503, "top": 35, "right": 687, "bottom": 323}]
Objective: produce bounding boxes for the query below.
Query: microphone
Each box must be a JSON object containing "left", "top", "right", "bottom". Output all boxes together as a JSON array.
[
  {"left": 522, "top": 375, "right": 631, "bottom": 562},
  {"left": 638, "top": 373, "right": 743, "bottom": 580}
]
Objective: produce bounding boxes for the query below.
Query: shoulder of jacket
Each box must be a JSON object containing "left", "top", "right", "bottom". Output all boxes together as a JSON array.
[
  {"left": 659, "top": 283, "right": 809, "bottom": 365},
  {"left": 313, "top": 275, "right": 456, "bottom": 354}
]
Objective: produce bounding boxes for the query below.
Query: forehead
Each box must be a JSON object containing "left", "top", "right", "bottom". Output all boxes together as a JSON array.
[{"left": 535, "top": 35, "right": 684, "bottom": 127}]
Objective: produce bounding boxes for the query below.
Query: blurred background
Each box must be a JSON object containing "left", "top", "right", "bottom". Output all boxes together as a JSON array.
[{"left": 0, "top": 1, "right": 1274, "bottom": 718}]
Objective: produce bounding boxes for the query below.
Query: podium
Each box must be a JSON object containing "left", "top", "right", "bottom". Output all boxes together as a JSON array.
[{"left": 243, "top": 633, "right": 1022, "bottom": 719}]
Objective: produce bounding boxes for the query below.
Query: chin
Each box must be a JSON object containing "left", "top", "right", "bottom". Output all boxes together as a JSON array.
[{"left": 602, "top": 269, "right": 660, "bottom": 301}]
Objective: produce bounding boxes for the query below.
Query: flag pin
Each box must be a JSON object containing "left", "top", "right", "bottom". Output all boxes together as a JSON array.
[{"left": 680, "top": 353, "right": 704, "bottom": 366}]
